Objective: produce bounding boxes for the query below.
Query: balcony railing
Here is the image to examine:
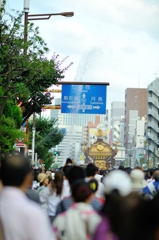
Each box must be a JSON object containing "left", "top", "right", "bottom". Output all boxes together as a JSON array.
[
  {"left": 147, "top": 121, "right": 159, "bottom": 133},
  {"left": 148, "top": 109, "right": 159, "bottom": 121},
  {"left": 148, "top": 85, "right": 158, "bottom": 97}
]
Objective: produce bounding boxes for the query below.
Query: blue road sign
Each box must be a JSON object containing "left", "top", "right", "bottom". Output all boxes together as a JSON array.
[{"left": 61, "top": 84, "right": 107, "bottom": 114}]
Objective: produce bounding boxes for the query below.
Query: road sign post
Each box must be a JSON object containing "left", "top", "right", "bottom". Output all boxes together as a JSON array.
[{"left": 61, "top": 84, "right": 107, "bottom": 114}]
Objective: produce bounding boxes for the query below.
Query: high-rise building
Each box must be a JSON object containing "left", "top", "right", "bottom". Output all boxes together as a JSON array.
[
  {"left": 112, "top": 117, "right": 125, "bottom": 147},
  {"left": 56, "top": 125, "right": 84, "bottom": 166},
  {"left": 111, "top": 102, "right": 125, "bottom": 144},
  {"left": 124, "top": 88, "right": 148, "bottom": 150},
  {"left": 147, "top": 78, "right": 159, "bottom": 164},
  {"left": 111, "top": 102, "right": 125, "bottom": 126}
]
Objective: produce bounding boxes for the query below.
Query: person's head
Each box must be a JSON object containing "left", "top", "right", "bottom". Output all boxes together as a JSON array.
[
  {"left": 72, "top": 179, "right": 92, "bottom": 203},
  {"left": 103, "top": 170, "right": 132, "bottom": 198},
  {"left": 153, "top": 170, "right": 159, "bottom": 181},
  {"left": 118, "top": 165, "right": 125, "bottom": 171},
  {"left": 63, "top": 166, "right": 72, "bottom": 179},
  {"left": 46, "top": 171, "right": 52, "bottom": 183},
  {"left": 37, "top": 173, "right": 49, "bottom": 186},
  {"left": 67, "top": 166, "right": 85, "bottom": 187},
  {"left": 130, "top": 169, "right": 146, "bottom": 190},
  {"left": 0, "top": 152, "right": 32, "bottom": 191},
  {"left": 66, "top": 158, "right": 73, "bottom": 166},
  {"left": 85, "top": 163, "right": 97, "bottom": 177},
  {"left": 88, "top": 178, "right": 98, "bottom": 194},
  {"left": 50, "top": 171, "right": 64, "bottom": 195},
  {"left": 134, "top": 166, "right": 143, "bottom": 171},
  {"left": 148, "top": 169, "right": 154, "bottom": 179}
]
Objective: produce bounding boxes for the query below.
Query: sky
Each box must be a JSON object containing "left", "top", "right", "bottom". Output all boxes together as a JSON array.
[{"left": 6, "top": 0, "right": 159, "bottom": 108}]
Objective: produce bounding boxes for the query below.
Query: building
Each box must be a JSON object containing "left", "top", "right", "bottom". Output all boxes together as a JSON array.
[
  {"left": 55, "top": 125, "right": 84, "bottom": 166},
  {"left": 111, "top": 101, "right": 125, "bottom": 126},
  {"left": 124, "top": 88, "right": 148, "bottom": 150},
  {"left": 147, "top": 78, "right": 159, "bottom": 166},
  {"left": 111, "top": 102, "right": 125, "bottom": 144},
  {"left": 131, "top": 117, "right": 146, "bottom": 168},
  {"left": 133, "top": 117, "right": 146, "bottom": 148}
]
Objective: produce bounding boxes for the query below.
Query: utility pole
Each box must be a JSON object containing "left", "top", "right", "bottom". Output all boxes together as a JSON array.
[
  {"left": 23, "top": 0, "right": 74, "bottom": 166},
  {"left": 24, "top": 0, "right": 35, "bottom": 166}
]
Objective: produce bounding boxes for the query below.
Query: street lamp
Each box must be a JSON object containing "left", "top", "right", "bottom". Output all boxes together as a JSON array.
[
  {"left": 23, "top": 0, "right": 74, "bottom": 165},
  {"left": 28, "top": 12, "right": 74, "bottom": 21}
]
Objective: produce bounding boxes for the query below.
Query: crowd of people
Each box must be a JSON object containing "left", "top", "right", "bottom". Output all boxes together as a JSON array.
[{"left": 1, "top": 153, "right": 159, "bottom": 240}]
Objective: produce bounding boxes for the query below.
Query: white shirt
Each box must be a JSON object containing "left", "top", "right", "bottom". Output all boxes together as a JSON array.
[
  {"left": 61, "top": 180, "right": 71, "bottom": 199},
  {"left": 0, "top": 187, "right": 55, "bottom": 240},
  {"left": 42, "top": 187, "right": 61, "bottom": 217},
  {"left": 48, "top": 194, "right": 61, "bottom": 217}
]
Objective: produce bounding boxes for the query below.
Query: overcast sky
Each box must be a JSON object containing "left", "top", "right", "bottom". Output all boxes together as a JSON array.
[{"left": 7, "top": 0, "right": 159, "bottom": 108}]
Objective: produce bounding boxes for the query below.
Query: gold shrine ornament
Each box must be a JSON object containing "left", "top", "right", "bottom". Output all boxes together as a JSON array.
[{"left": 97, "top": 144, "right": 104, "bottom": 151}]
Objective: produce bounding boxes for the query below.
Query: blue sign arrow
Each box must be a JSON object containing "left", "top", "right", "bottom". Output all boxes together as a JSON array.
[{"left": 61, "top": 84, "right": 107, "bottom": 114}]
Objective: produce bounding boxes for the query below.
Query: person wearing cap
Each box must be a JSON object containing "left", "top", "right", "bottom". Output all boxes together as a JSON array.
[
  {"left": 93, "top": 170, "right": 132, "bottom": 240},
  {"left": 0, "top": 153, "right": 55, "bottom": 240},
  {"left": 130, "top": 169, "right": 147, "bottom": 193},
  {"left": 37, "top": 173, "right": 49, "bottom": 211}
]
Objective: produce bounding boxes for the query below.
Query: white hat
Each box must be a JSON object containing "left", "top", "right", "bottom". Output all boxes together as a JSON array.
[
  {"left": 103, "top": 170, "right": 132, "bottom": 197},
  {"left": 130, "top": 169, "right": 146, "bottom": 190}
]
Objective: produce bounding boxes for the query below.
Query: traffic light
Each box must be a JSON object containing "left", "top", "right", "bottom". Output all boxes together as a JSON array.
[
  {"left": 53, "top": 151, "right": 60, "bottom": 156},
  {"left": 53, "top": 151, "right": 57, "bottom": 155}
]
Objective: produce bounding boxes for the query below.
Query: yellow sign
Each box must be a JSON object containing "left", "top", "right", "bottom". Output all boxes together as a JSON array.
[{"left": 80, "top": 154, "right": 84, "bottom": 161}]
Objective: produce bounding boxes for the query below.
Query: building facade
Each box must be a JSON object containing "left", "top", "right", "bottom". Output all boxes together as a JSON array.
[
  {"left": 111, "top": 101, "right": 125, "bottom": 126},
  {"left": 147, "top": 78, "right": 159, "bottom": 166},
  {"left": 111, "top": 102, "right": 125, "bottom": 144},
  {"left": 124, "top": 88, "right": 148, "bottom": 150}
]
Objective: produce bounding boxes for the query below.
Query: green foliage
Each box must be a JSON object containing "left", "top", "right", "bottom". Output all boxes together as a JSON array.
[
  {"left": 0, "top": 3, "right": 72, "bottom": 122},
  {"left": 0, "top": 85, "right": 23, "bottom": 158},
  {"left": 0, "top": 115, "right": 24, "bottom": 159},
  {"left": 29, "top": 117, "right": 64, "bottom": 169},
  {"left": 44, "top": 152, "right": 55, "bottom": 170}
]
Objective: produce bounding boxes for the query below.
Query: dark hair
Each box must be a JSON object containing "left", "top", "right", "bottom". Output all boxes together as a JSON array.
[
  {"left": 66, "top": 158, "right": 72, "bottom": 166},
  {"left": 153, "top": 171, "right": 159, "bottom": 181},
  {"left": 72, "top": 180, "right": 92, "bottom": 202},
  {"left": 1, "top": 153, "right": 32, "bottom": 187},
  {"left": 50, "top": 171, "right": 64, "bottom": 195},
  {"left": 88, "top": 178, "right": 98, "bottom": 193},
  {"left": 118, "top": 165, "right": 125, "bottom": 171},
  {"left": 85, "top": 163, "right": 97, "bottom": 177},
  {"left": 63, "top": 166, "right": 72, "bottom": 179},
  {"left": 67, "top": 166, "right": 85, "bottom": 186}
]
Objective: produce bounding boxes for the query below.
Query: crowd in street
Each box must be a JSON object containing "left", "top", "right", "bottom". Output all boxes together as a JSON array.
[{"left": 1, "top": 153, "right": 159, "bottom": 240}]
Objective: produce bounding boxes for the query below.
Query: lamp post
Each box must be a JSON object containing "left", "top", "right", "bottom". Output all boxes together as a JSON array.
[{"left": 23, "top": 0, "right": 74, "bottom": 165}]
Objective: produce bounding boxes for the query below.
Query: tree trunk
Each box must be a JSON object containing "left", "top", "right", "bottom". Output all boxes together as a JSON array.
[{"left": 0, "top": 98, "right": 7, "bottom": 120}]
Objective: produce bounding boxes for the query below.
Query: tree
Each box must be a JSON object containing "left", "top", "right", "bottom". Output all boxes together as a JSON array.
[
  {"left": 0, "top": 89, "right": 24, "bottom": 158},
  {"left": 0, "top": 2, "right": 73, "bottom": 122},
  {"left": 29, "top": 117, "right": 64, "bottom": 169}
]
